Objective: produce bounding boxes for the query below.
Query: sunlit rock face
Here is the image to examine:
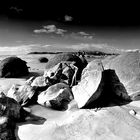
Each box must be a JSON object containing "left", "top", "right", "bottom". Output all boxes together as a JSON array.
[
  {"left": 104, "top": 52, "right": 140, "bottom": 95},
  {"left": 72, "top": 60, "right": 103, "bottom": 108},
  {"left": 6, "top": 77, "right": 36, "bottom": 106},
  {"left": 72, "top": 59, "right": 130, "bottom": 109},
  {"left": 37, "top": 83, "right": 73, "bottom": 110}
]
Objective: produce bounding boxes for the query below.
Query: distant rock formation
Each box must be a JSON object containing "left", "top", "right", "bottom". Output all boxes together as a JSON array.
[
  {"left": 0, "top": 57, "right": 29, "bottom": 78},
  {"left": 45, "top": 53, "right": 88, "bottom": 80},
  {"left": 38, "top": 57, "right": 48, "bottom": 63}
]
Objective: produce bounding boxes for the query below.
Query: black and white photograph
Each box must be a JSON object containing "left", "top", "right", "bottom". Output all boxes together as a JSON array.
[{"left": 0, "top": 1, "right": 140, "bottom": 140}]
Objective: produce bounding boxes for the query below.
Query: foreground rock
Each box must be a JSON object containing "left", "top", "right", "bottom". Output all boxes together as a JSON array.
[
  {"left": 72, "top": 60, "right": 130, "bottom": 108},
  {"left": 38, "top": 83, "right": 73, "bottom": 110},
  {"left": 6, "top": 77, "right": 37, "bottom": 106},
  {"left": 0, "top": 92, "right": 46, "bottom": 140},
  {"left": 72, "top": 60, "right": 103, "bottom": 108},
  {"left": 0, "top": 57, "right": 29, "bottom": 78}
]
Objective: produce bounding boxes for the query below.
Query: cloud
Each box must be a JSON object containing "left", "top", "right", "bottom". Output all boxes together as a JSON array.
[
  {"left": 34, "top": 25, "right": 67, "bottom": 36},
  {"left": 78, "top": 32, "right": 90, "bottom": 36},
  {"left": 10, "top": 7, "right": 23, "bottom": 13},
  {"left": 77, "top": 31, "right": 94, "bottom": 39},
  {"left": 64, "top": 15, "right": 73, "bottom": 21}
]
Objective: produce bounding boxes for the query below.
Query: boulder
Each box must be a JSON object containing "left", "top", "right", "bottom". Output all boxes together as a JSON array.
[
  {"left": 44, "top": 62, "right": 78, "bottom": 86},
  {"left": 7, "top": 77, "right": 37, "bottom": 106},
  {"left": 37, "top": 83, "right": 73, "bottom": 110},
  {"left": 103, "top": 52, "right": 140, "bottom": 96},
  {"left": 72, "top": 59, "right": 130, "bottom": 109},
  {"left": 0, "top": 57, "right": 29, "bottom": 78},
  {"left": 45, "top": 53, "right": 87, "bottom": 80},
  {"left": 72, "top": 60, "right": 103, "bottom": 108},
  {"left": 38, "top": 57, "right": 48, "bottom": 63}
]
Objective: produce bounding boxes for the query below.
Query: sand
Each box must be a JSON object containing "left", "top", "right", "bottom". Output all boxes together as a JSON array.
[{"left": 1, "top": 54, "right": 140, "bottom": 140}]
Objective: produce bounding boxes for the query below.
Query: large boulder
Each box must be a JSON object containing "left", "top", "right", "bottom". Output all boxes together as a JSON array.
[
  {"left": 37, "top": 83, "right": 73, "bottom": 110},
  {"left": 0, "top": 57, "right": 29, "bottom": 78},
  {"left": 45, "top": 53, "right": 87, "bottom": 80},
  {"left": 44, "top": 62, "right": 78, "bottom": 87},
  {"left": 103, "top": 51, "right": 140, "bottom": 96},
  {"left": 72, "top": 59, "right": 130, "bottom": 109},
  {"left": 72, "top": 60, "right": 103, "bottom": 108}
]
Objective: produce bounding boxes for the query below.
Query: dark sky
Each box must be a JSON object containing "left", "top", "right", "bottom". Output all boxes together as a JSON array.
[
  {"left": 0, "top": 1, "right": 140, "bottom": 53},
  {"left": 0, "top": 0, "right": 140, "bottom": 27}
]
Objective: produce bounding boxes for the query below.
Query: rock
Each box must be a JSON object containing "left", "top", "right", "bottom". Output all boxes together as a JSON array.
[
  {"left": 0, "top": 93, "right": 46, "bottom": 140},
  {"left": 129, "top": 109, "right": 136, "bottom": 116},
  {"left": 38, "top": 83, "right": 73, "bottom": 110},
  {"left": 0, "top": 57, "right": 29, "bottom": 78},
  {"left": 72, "top": 60, "right": 103, "bottom": 108},
  {"left": 72, "top": 59, "right": 130, "bottom": 109},
  {"left": 45, "top": 53, "right": 87, "bottom": 80},
  {"left": 104, "top": 52, "right": 140, "bottom": 96},
  {"left": 31, "top": 76, "right": 47, "bottom": 87},
  {"left": 44, "top": 62, "right": 78, "bottom": 86},
  {"left": 38, "top": 57, "right": 48, "bottom": 63},
  {"left": 7, "top": 77, "right": 37, "bottom": 106}
]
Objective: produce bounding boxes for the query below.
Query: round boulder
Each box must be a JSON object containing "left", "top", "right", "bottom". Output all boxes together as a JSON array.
[{"left": 0, "top": 57, "right": 29, "bottom": 78}]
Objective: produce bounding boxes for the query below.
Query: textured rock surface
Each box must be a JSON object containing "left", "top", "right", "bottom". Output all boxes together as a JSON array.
[
  {"left": 0, "top": 57, "right": 29, "bottom": 78},
  {"left": 72, "top": 59, "right": 130, "bottom": 109},
  {"left": 72, "top": 60, "right": 103, "bottom": 108},
  {"left": 0, "top": 93, "right": 21, "bottom": 140},
  {"left": 38, "top": 83, "right": 73, "bottom": 110},
  {"left": 6, "top": 77, "right": 36, "bottom": 106},
  {"left": 45, "top": 53, "right": 87, "bottom": 80},
  {"left": 104, "top": 52, "right": 140, "bottom": 95}
]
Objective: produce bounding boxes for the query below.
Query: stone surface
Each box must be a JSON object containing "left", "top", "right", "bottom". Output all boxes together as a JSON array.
[
  {"left": 38, "top": 83, "right": 73, "bottom": 110},
  {"left": 0, "top": 57, "right": 29, "bottom": 78}
]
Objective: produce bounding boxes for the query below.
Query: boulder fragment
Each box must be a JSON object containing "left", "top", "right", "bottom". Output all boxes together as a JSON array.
[{"left": 37, "top": 83, "right": 73, "bottom": 110}]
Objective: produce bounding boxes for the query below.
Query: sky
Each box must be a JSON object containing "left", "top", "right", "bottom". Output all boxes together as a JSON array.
[{"left": 0, "top": 0, "right": 140, "bottom": 54}]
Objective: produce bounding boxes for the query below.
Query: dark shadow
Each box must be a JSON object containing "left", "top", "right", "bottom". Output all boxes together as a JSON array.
[
  {"left": 82, "top": 69, "right": 132, "bottom": 109},
  {"left": 24, "top": 72, "right": 43, "bottom": 80},
  {"left": 15, "top": 108, "right": 46, "bottom": 140}
]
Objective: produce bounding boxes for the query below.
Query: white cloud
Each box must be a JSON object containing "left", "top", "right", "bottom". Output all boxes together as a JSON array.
[
  {"left": 64, "top": 15, "right": 73, "bottom": 21},
  {"left": 10, "top": 7, "right": 23, "bottom": 13},
  {"left": 34, "top": 25, "right": 67, "bottom": 36},
  {"left": 78, "top": 32, "right": 90, "bottom": 36},
  {"left": 73, "top": 31, "right": 94, "bottom": 39}
]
